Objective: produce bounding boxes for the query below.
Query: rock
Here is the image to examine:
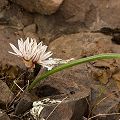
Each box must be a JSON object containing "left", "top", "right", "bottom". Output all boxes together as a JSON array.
[
  {"left": 59, "top": 0, "right": 120, "bottom": 29},
  {"left": 10, "top": 0, "right": 64, "bottom": 15},
  {"left": 34, "top": 15, "right": 56, "bottom": 44},
  {"left": 23, "top": 24, "right": 37, "bottom": 34},
  {"left": 23, "top": 24, "right": 40, "bottom": 41},
  {"left": 15, "top": 85, "right": 90, "bottom": 120},
  {"left": 47, "top": 32, "right": 113, "bottom": 87},
  {"left": 113, "top": 71, "right": 120, "bottom": 90},
  {"left": 0, "top": 110, "right": 10, "bottom": 120},
  {"left": 15, "top": 92, "right": 33, "bottom": 115},
  {"left": 88, "top": 59, "right": 119, "bottom": 84},
  {"left": 0, "top": 0, "right": 8, "bottom": 11},
  {"left": 0, "top": 80, "right": 13, "bottom": 106},
  {"left": 25, "top": 32, "right": 39, "bottom": 41},
  {"left": 35, "top": 76, "right": 83, "bottom": 97},
  {"left": 0, "top": 4, "right": 33, "bottom": 27},
  {"left": 0, "top": 65, "right": 20, "bottom": 81},
  {"left": 49, "top": 32, "right": 112, "bottom": 59},
  {"left": 34, "top": 14, "right": 87, "bottom": 45},
  {"left": 112, "top": 44, "right": 120, "bottom": 54},
  {"left": 48, "top": 32, "right": 120, "bottom": 119},
  {"left": 0, "top": 27, "right": 25, "bottom": 68},
  {"left": 59, "top": 0, "right": 92, "bottom": 23},
  {"left": 90, "top": 83, "right": 120, "bottom": 120},
  {"left": 31, "top": 85, "right": 90, "bottom": 120},
  {"left": 90, "top": 0, "right": 120, "bottom": 30}
]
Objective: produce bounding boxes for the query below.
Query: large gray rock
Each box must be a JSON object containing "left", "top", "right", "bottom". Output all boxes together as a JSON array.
[{"left": 10, "top": 0, "right": 64, "bottom": 15}]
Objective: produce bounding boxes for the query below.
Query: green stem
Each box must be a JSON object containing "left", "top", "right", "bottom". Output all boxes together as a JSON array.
[{"left": 28, "top": 53, "right": 120, "bottom": 91}]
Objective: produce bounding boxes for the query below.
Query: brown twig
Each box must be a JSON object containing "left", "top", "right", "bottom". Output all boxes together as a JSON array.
[
  {"left": 88, "top": 90, "right": 120, "bottom": 118},
  {"left": 46, "top": 97, "right": 68, "bottom": 120},
  {"left": 88, "top": 112, "right": 120, "bottom": 120}
]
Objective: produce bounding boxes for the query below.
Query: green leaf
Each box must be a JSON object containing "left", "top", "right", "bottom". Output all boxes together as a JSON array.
[{"left": 28, "top": 53, "right": 120, "bottom": 91}]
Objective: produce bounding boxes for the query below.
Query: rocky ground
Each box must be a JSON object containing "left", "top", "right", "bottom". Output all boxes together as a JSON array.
[{"left": 0, "top": 0, "right": 120, "bottom": 120}]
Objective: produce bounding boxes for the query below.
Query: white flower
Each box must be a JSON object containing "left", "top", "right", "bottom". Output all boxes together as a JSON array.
[{"left": 9, "top": 37, "right": 74, "bottom": 70}]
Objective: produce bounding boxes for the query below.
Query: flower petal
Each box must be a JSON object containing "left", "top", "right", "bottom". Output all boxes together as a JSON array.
[
  {"left": 9, "top": 43, "right": 22, "bottom": 56},
  {"left": 39, "top": 51, "right": 53, "bottom": 61},
  {"left": 8, "top": 51, "right": 19, "bottom": 56},
  {"left": 18, "top": 39, "right": 24, "bottom": 54}
]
